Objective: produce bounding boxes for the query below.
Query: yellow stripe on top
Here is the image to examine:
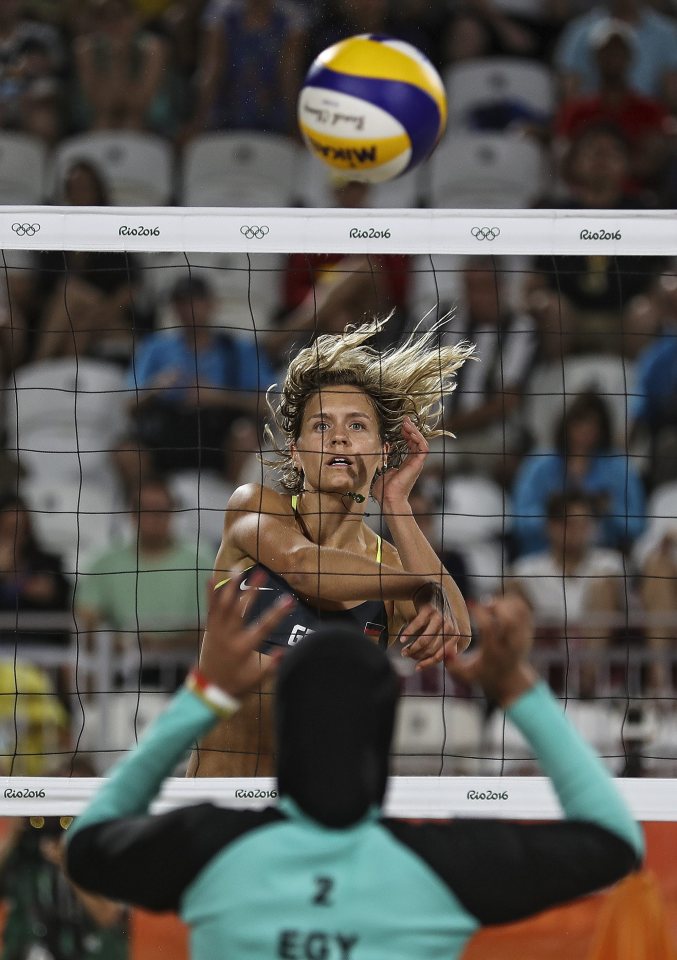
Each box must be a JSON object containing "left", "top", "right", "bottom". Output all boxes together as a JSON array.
[
  {"left": 214, "top": 564, "right": 254, "bottom": 591},
  {"left": 291, "top": 496, "right": 382, "bottom": 563},
  {"left": 316, "top": 36, "right": 447, "bottom": 123}
]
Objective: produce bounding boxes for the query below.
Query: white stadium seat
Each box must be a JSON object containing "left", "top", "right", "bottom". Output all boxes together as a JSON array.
[
  {"left": 483, "top": 700, "right": 620, "bottom": 774},
  {"left": 443, "top": 57, "right": 555, "bottom": 129},
  {"left": 50, "top": 132, "right": 174, "bottom": 205},
  {"left": 0, "top": 132, "right": 46, "bottom": 203},
  {"left": 427, "top": 132, "right": 546, "bottom": 208},
  {"left": 181, "top": 132, "right": 299, "bottom": 206},
  {"left": 5, "top": 358, "right": 127, "bottom": 486},
  {"left": 392, "top": 696, "right": 484, "bottom": 775},
  {"left": 632, "top": 480, "right": 677, "bottom": 569},
  {"left": 22, "top": 476, "right": 120, "bottom": 577},
  {"left": 137, "top": 252, "right": 284, "bottom": 334}
]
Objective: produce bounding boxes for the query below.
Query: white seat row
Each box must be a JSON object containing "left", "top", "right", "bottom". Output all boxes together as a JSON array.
[{"left": 0, "top": 127, "right": 549, "bottom": 210}]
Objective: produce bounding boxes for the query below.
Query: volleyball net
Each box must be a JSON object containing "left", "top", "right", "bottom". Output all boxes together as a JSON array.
[{"left": 0, "top": 205, "right": 676, "bottom": 819}]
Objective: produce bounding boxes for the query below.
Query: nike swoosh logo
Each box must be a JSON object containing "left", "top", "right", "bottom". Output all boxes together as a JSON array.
[{"left": 240, "top": 580, "right": 276, "bottom": 591}]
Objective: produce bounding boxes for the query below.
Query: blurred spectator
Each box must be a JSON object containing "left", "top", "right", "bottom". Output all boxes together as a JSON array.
[
  {"left": 0, "top": 0, "right": 64, "bottom": 143},
  {"left": 72, "top": 0, "right": 177, "bottom": 136},
  {"left": 630, "top": 272, "right": 677, "bottom": 488},
  {"left": 0, "top": 660, "right": 70, "bottom": 776},
  {"left": 508, "top": 489, "right": 627, "bottom": 696},
  {"left": 310, "top": 0, "right": 442, "bottom": 68},
  {"left": 189, "top": 0, "right": 306, "bottom": 137},
  {"left": 168, "top": 416, "right": 263, "bottom": 551},
  {"left": 528, "top": 124, "right": 664, "bottom": 355},
  {"left": 128, "top": 274, "right": 275, "bottom": 472},
  {"left": 0, "top": 263, "right": 31, "bottom": 378},
  {"left": 33, "top": 160, "right": 143, "bottom": 364},
  {"left": 554, "top": 4, "right": 677, "bottom": 110},
  {"left": 0, "top": 759, "right": 129, "bottom": 960},
  {"left": 408, "top": 484, "right": 473, "bottom": 602},
  {"left": 553, "top": 19, "right": 669, "bottom": 193},
  {"left": 0, "top": 494, "right": 70, "bottom": 644},
  {"left": 638, "top": 507, "right": 677, "bottom": 694},
  {"left": 23, "top": 1, "right": 75, "bottom": 26},
  {"left": 134, "top": 0, "right": 205, "bottom": 111},
  {"left": 74, "top": 476, "right": 212, "bottom": 690},
  {"left": 131, "top": 0, "right": 177, "bottom": 27},
  {"left": 512, "top": 390, "right": 646, "bottom": 557},
  {"left": 109, "top": 435, "right": 155, "bottom": 506},
  {"left": 442, "top": 256, "right": 538, "bottom": 485},
  {"left": 442, "top": 0, "right": 543, "bottom": 65},
  {"left": 266, "top": 178, "right": 411, "bottom": 357}
]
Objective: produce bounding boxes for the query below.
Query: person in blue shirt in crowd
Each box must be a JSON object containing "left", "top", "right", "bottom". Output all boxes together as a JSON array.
[
  {"left": 127, "top": 273, "right": 276, "bottom": 471},
  {"left": 554, "top": 2, "right": 677, "bottom": 109},
  {"left": 631, "top": 323, "right": 677, "bottom": 488},
  {"left": 64, "top": 572, "right": 643, "bottom": 960},
  {"left": 512, "top": 389, "right": 645, "bottom": 557}
]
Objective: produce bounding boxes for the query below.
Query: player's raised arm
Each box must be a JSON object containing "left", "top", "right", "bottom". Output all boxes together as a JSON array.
[
  {"left": 225, "top": 482, "right": 436, "bottom": 606},
  {"left": 390, "top": 595, "right": 644, "bottom": 925}
]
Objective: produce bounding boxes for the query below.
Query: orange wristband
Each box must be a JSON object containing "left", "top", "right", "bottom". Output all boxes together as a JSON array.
[{"left": 186, "top": 669, "right": 240, "bottom": 718}]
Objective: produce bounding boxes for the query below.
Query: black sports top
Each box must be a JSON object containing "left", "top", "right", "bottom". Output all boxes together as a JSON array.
[{"left": 216, "top": 497, "right": 389, "bottom": 653}]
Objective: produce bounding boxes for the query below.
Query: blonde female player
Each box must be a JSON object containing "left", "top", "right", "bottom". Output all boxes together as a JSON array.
[{"left": 188, "top": 320, "right": 475, "bottom": 776}]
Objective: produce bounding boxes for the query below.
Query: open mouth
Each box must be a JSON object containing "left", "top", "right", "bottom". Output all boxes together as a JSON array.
[{"left": 326, "top": 456, "right": 353, "bottom": 467}]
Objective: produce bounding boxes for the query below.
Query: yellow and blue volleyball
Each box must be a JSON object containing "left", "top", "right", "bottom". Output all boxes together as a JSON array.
[{"left": 298, "top": 35, "right": 447, "bottom": 184}]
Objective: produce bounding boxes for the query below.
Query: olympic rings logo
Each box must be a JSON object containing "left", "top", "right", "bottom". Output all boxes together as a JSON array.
[
  {"left": 240, "top": 225, "right": 270, "bottom": 239},
  {"left": 471, "top": 226, "right": 500, "bottom": 241},
  {"left": 11, "top": 222, "right": 40, "bottom": 237}
]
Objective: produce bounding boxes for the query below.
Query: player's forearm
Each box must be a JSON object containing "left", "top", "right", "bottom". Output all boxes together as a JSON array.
[
  {"left": 507, "top": 683, "right": 644, "bottom": 858},
  {"left": 285, "top": 543, "right": 429, "bottom": 604},
  {"left": 384, "top": 503, "right": 471, "bottom": 643},
  {"left": 67, "top": 687, "right": 219, "bottom": 843}
]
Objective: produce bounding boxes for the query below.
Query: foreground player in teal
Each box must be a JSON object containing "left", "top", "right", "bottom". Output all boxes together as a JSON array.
[{"left": 66, "top": 576, "right": 643, "bottom": 960}]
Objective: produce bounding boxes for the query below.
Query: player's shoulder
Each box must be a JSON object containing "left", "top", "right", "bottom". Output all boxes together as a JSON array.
[{"left": 226, "top": 483, "right": 293, "bottom": 517}]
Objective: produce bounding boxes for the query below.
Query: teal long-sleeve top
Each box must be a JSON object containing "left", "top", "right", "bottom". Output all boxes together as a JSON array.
[{"left": 66, "top": 682, "right": 643, "bottom": 960}]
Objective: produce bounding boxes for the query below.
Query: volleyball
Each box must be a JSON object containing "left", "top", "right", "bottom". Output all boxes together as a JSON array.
[{"left": 298, "top": 35, "right": 447, "bottom": 184}]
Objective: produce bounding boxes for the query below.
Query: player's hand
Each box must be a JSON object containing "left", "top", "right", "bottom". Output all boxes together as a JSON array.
[
  {"left": 399, "top": 583, "right": 464, "bottom": 671},
  {"left": 373, "top": 416, "right": 428, "bottom": 509},
  {"left": 445, "top": 594, "right": 537, "bottom": 707},
  {"left": 198, "top": 571, "right": 295, "bottom": 698}
]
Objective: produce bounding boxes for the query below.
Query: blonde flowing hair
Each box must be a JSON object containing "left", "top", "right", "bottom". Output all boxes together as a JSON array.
[{"left": 264, "top": 316, "right": 475, "bottom": 493}]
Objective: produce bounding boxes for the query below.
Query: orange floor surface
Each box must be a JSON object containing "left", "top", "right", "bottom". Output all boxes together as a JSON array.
[{"left": 1, "top": 821, "right": 675, "bottom": 959}]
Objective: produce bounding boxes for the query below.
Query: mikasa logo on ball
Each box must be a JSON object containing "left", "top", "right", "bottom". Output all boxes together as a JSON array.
[{"left": 308, "top": 135, "right": 377, "bottom": 167}]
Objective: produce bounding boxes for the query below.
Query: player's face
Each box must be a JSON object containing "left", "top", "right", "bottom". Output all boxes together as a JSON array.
[{"left": 293, "top": 385, "right": 387, "bottom": 497}]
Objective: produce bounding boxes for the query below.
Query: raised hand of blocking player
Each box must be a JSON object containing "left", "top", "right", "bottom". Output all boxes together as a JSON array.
[
  {"left": 445, "top": 595, "right": 537, "bottom": 707},
  {"left": 198, "top": 572, "right": 295, "bottom": 699}
]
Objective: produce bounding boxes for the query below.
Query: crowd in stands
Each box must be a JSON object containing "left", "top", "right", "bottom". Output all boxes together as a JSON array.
[{"left": 0, "top": 0, "right": 676, "bottom": 776}]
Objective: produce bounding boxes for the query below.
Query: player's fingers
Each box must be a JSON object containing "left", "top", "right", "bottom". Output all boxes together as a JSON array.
[
  {"left": 401, "top": 619, "right": 434, "bottom": 657},
  {"left": 414, "top": 641, "right": 451, "bottom": 672},
  {"left": 445, "top": 649, "right": 482, "bottom": 683},
  {"left": 471, "top": 604, "right": 499, "bottom": 649},
  {"left": 399, "top": 610, "right": 428, "bottom": 646},
  {"left": 209, "top": 573, "right": 240, "bottom": 619},
  {"left": 245, "top": 593, "right": 295, "bottom": 648},
  {"left": 404, "top": 613, "right": 444, "bottom": 659}
]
